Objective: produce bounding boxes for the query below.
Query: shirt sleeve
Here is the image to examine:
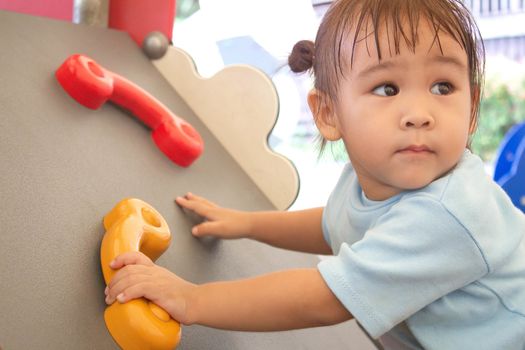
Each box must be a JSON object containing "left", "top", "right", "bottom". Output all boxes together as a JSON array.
[{"left": 317, "top": 195, "right": 489, "bottom": 338}]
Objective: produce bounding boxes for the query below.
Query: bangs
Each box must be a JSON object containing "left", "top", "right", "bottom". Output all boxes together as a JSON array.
[
  {"left": 316, "top": 0, "right": 484, "bottom": 99},
  {"left": 347, "top": 1, "right": 475, "bottom": 65}
]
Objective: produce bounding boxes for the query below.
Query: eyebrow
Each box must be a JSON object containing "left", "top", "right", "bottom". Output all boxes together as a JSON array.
[
  {"left": 431, "top": 55, "right": 468, "bottom": 71},
  {"left": 356, "top": 55, "right": 468, "bottom": 79}
]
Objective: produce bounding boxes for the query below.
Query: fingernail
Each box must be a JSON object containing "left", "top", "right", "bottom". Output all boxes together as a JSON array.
[
  {"left": 109, "top": 260, "right": 115, "bottom": 267},
  {"left": 191, "top": 227, "right": 198, "bottom": 235},
  {"left": 104, "top": 287, "right": 108, "bottom": 295},
  {"left": 105, "top": 296, "right": 111, "bottom": 304},
  {"left": 117, "top": 293, "right": 125, "bottom": 303}
]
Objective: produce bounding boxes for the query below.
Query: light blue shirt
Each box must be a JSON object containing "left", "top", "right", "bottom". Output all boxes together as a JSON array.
[{"left": 318, "top": 150, "right": 525, "bottom": 349}]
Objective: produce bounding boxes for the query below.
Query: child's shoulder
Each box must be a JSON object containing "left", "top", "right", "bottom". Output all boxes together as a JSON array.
[
  {"left": 434, "top": 150, "right": 519, "bottom": 217},
  {"left": 393, "top": 151, "right": 484, "bottom": 211},
  {"left": 416, "top": 150, "right": 485, "bottom": 200},
  {"left": 417, "top": 150, "right": 525, "bottom": 269}
]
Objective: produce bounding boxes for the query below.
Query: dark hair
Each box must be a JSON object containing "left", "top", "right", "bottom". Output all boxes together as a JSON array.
[
  {"left": 289, "top": 0, "right": 485, "bottom": 149},
  {"left": 288, "top": 40, "right": 315, "bottom": 73}
]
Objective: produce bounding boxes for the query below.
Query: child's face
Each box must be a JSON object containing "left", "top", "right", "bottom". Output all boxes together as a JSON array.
[{"left": 315, "top": 18, "right": 473, "bottom": 200}]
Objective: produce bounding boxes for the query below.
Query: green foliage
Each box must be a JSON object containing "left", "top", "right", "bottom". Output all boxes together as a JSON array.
[{"left": 471, "top": 78, "right": 525, "bottom": 161}]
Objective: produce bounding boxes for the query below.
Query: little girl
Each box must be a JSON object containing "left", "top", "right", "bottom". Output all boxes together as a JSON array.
[{"left": 105, "top": 0, "right": 525, "bottom": 348}]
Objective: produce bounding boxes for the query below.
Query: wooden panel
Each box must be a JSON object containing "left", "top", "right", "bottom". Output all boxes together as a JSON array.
[{"left": 153, "top": 47, "right": 299, "bottom": 210}]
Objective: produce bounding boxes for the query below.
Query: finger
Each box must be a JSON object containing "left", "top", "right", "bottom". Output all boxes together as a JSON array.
[
  {"left": 177, "top": 193, "right": 217, "bottom": 211},
  {"left": 106, "top": 266, "right": 151, "bottom": 303},
  {"left": 119, "top": 281, "right": 158, "bottom": 303},
  {"left": 174, "top": 195, "right": 189, "bottom": 206},
  {"left": 175, "top": 195, "right": 205, "bottom": 212},
  {"left": 110, "top": 251, "right": 153, "bottom": 269},
  {"left": 192, "top": 221, "right": 229, "bottom": 238},
  {"left": 175, "top": 192, "right": 202, "bottom": 206},
  {"left": 176, "top": 198, "right": 208, "bottom": 224},
  {"left": 184, "top": 192, "right": 212, "bottom": 204},
  {"left": 106, "top": 280, "right": 152, "bottom": 305},
  {"left": 108, "top": 264, "right": 151, "bottom": 291}
]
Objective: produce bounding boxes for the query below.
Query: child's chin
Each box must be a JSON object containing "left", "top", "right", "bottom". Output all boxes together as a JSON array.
[{"left": 397, "top": 177, "right": 435, "bottom": 191}]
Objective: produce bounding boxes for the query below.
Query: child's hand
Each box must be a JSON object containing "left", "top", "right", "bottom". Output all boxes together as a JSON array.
[
  {"left": 104, "top": 251, "right": 196, "bottom": 324},
  {"left": 175, "top": 192, "right": 252, "bottom": 239}
]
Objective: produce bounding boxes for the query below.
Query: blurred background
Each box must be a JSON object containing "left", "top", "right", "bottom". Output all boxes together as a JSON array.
[{"left": 173, "top": 0, "right": 525, "bottom": 210}]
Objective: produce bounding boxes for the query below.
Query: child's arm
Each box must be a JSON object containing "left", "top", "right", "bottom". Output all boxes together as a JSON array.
[
  {"left": 190, "top": 268, "right": 352, "bottom": 330},
  {"left": 175, "top": 193, "right": 332, "bottom": 255},
  {"left": 105, "top": 252, "right": 352, "bottom": 330}
]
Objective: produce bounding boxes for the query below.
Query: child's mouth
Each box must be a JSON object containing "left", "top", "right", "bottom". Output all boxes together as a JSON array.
[{"left": 397, "top": 144, "right": 434, "bottom": 154}]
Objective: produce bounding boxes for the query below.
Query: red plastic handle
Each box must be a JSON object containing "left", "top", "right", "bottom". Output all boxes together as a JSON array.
[{"left": 55, "top": 54, "right": 203, "bottom": 167}]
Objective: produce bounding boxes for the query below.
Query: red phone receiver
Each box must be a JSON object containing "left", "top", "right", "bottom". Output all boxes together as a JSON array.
[{"left": 55, "top": 54, "right": 203, "bottom": 167}]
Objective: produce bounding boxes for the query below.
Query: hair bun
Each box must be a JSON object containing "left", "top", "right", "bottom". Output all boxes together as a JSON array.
[{"left": 288, "top": 40, "right": 315, "bottom": 73}]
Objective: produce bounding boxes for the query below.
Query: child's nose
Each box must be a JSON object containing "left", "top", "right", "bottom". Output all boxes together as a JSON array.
[{"left": 400, "top": 113, "right": 435, "bottom": 130}]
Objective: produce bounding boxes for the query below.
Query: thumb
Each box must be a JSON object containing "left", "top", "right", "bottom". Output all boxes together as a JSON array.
[{"left": 191, "top": 221, "right": 223, "bottom": 237}]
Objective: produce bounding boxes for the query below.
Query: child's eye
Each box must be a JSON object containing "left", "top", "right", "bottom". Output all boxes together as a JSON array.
[
  {"left": 430, "top": 82, "right": 454, "bottom": 95},
  {"left": 372, "top": 84, "right": 399, "bottom": 96}
]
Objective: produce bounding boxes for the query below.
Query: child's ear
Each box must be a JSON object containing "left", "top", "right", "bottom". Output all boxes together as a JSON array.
[{"left": 307, "top": 89, "right": 342, "bottom": 141}]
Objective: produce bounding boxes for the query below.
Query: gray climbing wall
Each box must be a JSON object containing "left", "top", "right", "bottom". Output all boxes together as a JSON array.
[{"left": 0, "top": 10, "right": 374, "bottom": 350}]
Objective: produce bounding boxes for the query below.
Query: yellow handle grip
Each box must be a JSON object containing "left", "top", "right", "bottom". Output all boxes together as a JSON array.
[{"left": 100, "top": 198, "right": 181, "bottom": 349}]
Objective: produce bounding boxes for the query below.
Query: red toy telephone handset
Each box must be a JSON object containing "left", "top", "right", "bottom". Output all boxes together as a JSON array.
[{"left": 56, "top": 54, "right": 203, "bottom": 167}]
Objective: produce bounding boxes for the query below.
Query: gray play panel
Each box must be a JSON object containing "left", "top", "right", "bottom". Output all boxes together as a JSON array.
[{"left": 0, "top": 10, "right": 373, "bottom": 349}]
